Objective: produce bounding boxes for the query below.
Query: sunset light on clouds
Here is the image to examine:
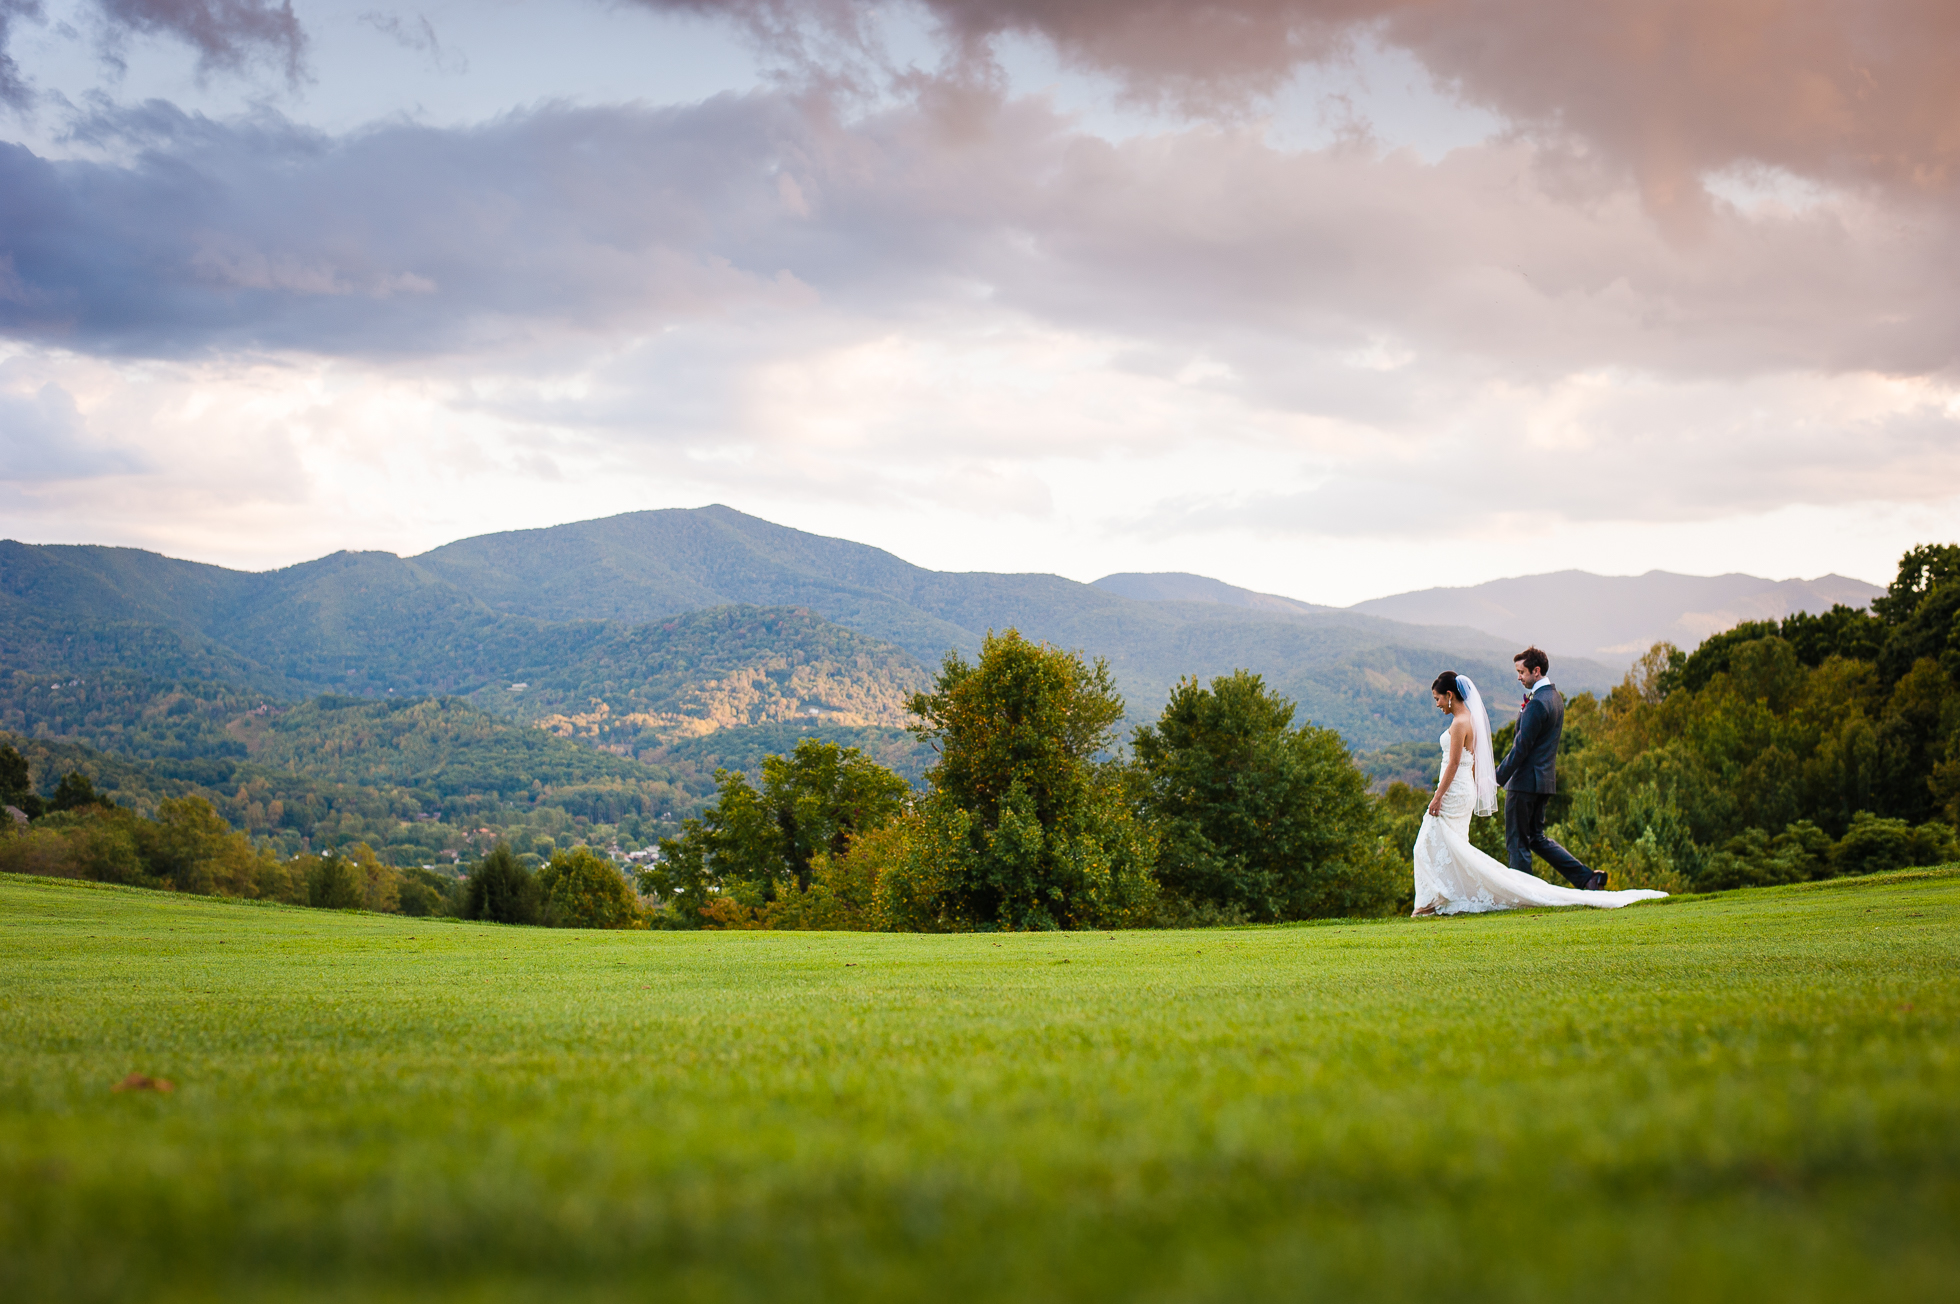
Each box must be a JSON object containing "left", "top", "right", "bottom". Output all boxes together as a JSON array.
[{"left": 1, "top": 0, "right": 1955, "bottom": 600}]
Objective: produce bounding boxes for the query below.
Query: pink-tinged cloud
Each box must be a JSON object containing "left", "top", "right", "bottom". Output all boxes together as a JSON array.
[
  {"left": 5, "top": 85, "right": 1952, "bottom": 379},
  {"left": 637, "top": 0, "right": 1960, "bottom": 219}
]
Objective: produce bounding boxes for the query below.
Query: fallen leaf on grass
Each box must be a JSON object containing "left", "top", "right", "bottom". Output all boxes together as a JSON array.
[{"left": 113, "top": 1073, "right": 174, "bottom": 1094}]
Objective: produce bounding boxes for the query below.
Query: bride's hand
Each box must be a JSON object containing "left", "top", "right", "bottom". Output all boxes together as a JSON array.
[{"left": 1426, "top": 795, "right": 1443, "bottom": 817}]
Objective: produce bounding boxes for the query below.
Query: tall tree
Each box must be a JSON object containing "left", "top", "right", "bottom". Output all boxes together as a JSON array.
[
  {"left": 464, "top": 844, "right": 541, "bottom": 924},
  {"left": 1132, "top": 671, "right": 1381, "bottom": 921},
  {"left": 902, "top": 630, "right": 1154, "bottom": 931}
]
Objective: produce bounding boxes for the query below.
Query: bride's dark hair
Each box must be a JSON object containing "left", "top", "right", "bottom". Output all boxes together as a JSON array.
[{"left": 1431, "top": 671, "right": 1462, "bottom": 701}]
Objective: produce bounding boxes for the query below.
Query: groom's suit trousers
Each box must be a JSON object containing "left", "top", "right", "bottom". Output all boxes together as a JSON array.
[{"left": 1504, "top": 790, "right": 1593, "bottom": 889}]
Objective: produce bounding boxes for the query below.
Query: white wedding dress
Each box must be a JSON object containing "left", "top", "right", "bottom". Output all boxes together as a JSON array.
[{"left": 1412, "top": 725, "right": 1668, "bottom": 916}]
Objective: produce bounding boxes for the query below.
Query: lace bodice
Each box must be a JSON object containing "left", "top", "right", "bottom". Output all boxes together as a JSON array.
[{"left": 1438, "top": 729, "right": 1474, "bottom": 781}]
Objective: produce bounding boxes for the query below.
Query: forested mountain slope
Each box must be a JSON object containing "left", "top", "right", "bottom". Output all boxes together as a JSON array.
[
  {"left": 2, "top": 532, "right": 928, "bottom": 734},
  {"left": 409, "top": 506, "right": 1612, "bottom": 744},
  {"left": 4, "top": 507, "right": 1619, "bottom": 754}
]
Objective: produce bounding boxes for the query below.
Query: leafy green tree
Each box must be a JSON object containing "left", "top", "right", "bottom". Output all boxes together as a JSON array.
[
  {"left": 651, "top": 739, "right": 911, "bottom": 924},
  {"left": 140, "top": 796, "right": 238, "bottom": 895},
  {"left": 898, "top": 630, "right": 1155, "bottom": 931},
  {"left": 910, "top": 631, "right": 1125, "bottom": 831},
  {"left": 537, "top": 846, "right": 644, "bottom": 929},
  {"left": 306, "top": 852, "right": 365, "bottom": 910},
  {"left": 1668, "top": 621, "right": 1784, "bottom": 696},
  {"left": 760, "top": 739, "right": 912, "bottom": 894},
  {"left": 1871, "top": 544, "right": 1960, "bottom": 627},
  {"left": 463, "top": 844, "right": 541, "bottom": 924},
  {"left": 1132, "top": 671, "right": 1385, "bottom": 921},
  {"left": 1779, "top": 604, "right": 1885, "bottom": 667}
]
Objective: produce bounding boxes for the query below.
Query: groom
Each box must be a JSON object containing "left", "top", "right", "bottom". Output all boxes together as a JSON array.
[{"left": 1494, "top": 647, "right": 1606, "bottom": 891}]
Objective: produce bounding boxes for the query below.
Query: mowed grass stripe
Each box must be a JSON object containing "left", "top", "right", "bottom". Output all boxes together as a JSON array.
[{"left": 2, "top": 870, "right": 1956, "bottom": 1303}]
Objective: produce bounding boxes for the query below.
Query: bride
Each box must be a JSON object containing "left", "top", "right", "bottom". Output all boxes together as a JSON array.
[{"left": 1412, "top": 671, "right": 1667, "bottom": 916}]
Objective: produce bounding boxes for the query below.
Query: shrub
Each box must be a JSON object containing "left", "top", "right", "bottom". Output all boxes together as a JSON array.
[
  {"left": 1906, "top": 819, "right": 1957, "bottom": 867},
  {"left": 1702, "top": 820, "right": 1836, "bottom": 890},
  {"left": 1832, "top": 812, "right": 1915, "bottom": 876},
  {"left": 652, "top": 739, "right": 909, "bottom": 926},
  {"left": 463, "top": 844, "right": 542, "bottom": 924},
  {"left": 336, "top": 843, "right": 402, "bottom": 913},
  {"left": 537, "top": 847, "right": 644, "bottom": 929},
  {"left": 0, "top": 808, "right": 153, "bottom": 886},
  {"left": 399, "top": 866, "right": 460, "bottom": 917},
  {"left": 861, "top": 807, "right": 968, "bottom": 933},
  {"left": 774, "top": 844, "right": 884, "bottom": 930}
]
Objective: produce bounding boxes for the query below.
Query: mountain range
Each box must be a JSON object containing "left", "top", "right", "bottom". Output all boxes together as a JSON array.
[{"left": 2, "top": 505, "right": 1878, "bottom": 779}]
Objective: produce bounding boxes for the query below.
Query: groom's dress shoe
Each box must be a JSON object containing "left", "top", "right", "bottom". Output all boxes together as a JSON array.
[{"left": 1584, "top": 871, "right": 1608, "bottom": 891}]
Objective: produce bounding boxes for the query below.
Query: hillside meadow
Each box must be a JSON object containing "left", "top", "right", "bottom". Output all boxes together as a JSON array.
[{"left": 2, "top": 870, "right": 1957, "bottom": 1302}]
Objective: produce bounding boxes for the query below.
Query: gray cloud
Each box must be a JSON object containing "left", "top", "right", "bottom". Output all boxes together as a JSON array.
[
  {"left": 2, "top": 83, "right": 1954, "bottom": 384},
  {"left": 0, "top": 0, "right": 306, "bottom": 108},
  {"left": 96, "top": 0, "right": 306, "bottom": 80},
  {"left": 358, "top": 10, "right": 465, "bottom": 74},
  {"left": 0, "top": 94, "right": 823, "bottom": 355},
  {"left": 0, "top": 0, "right": 41, "bottom": 109}
]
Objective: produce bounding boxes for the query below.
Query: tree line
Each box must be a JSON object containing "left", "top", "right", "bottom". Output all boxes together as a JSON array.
[
  {"left": 2, "top": 629, "right": 1393, "bottom": 930},
  {"left": 8, "top": 540, "right": 1956, "bottom": 929},
  {"left": 0, "top": 751, "right": 647, "bottom": 928}
]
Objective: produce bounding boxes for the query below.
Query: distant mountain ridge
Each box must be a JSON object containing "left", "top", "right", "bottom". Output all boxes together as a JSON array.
[
  {"left": 1092, "top": 573, "right": 1332, "bottom": 616},
  {"left": 1345, "top": 569, "right": 1882, "bottom": 667},
  {"left": 1093, "top": 566, "right": 1882, "bottom": 671},
  {"left": 2, "top": 507, "right": 1624, "bottom": 752},
  {"left": 407, "top": 506, "right": 1612, "bottom": 743}
]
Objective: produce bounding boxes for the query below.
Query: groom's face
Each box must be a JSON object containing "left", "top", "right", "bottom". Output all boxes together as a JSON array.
[{"left": 1515, "top": 660, "right": 1542, "bottom": 689}]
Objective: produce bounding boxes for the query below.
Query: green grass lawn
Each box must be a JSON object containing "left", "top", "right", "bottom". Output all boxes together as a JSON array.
[{"left": 3, "top": 870, "right": 1957, "bottom": 1303}]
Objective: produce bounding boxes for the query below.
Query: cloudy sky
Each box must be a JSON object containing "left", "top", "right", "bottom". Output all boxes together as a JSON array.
[{"left": 1, "top": 0, "right": 1954, "bottom": 602}]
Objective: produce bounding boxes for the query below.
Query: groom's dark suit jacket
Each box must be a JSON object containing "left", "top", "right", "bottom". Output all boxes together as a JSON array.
[{"left": 1495, "top": 683, "right": 1562, "bottom": 795}]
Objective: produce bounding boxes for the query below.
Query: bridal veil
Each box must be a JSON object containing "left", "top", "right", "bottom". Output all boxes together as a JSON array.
[{"left": 1455, "top": 674, "right": 1499, "bottom": 816}]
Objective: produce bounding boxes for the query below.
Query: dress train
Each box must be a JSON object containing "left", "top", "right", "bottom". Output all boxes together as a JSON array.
[{"left": 1412, "top": 730, "right": 1666, "bottom": 916}]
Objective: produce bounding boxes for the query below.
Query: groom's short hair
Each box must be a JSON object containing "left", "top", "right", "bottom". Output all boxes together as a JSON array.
[{"left": 1514, "top": 646, "right": 1549, "bottom": 674}]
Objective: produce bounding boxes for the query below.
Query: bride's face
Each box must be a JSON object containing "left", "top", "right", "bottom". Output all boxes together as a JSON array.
[{"left": 1431, "top": 690, "right": 1452, "bottom": 713}]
